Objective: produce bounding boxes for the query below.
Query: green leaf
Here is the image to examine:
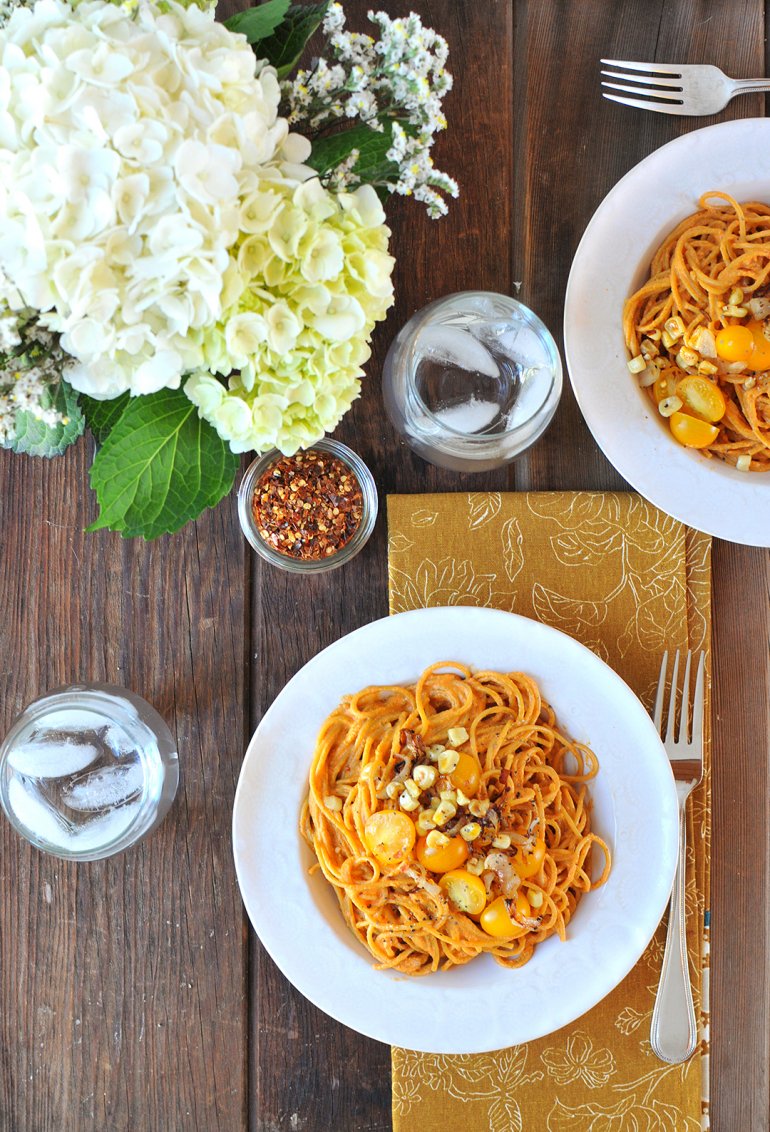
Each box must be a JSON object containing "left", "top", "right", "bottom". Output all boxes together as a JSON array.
[
  {"left": 306, "top": 118, "right": 400, "bottom": 187},
  {"left": 6, "top": 379, "right": 85, "bottom": 458},
  {"left": 80, "top": 391, "right": 131, "bottom": 444},
  {"left": 224, "top": 0, "right": 290, "bottom": 44},
  {"left": 87, "top": 387, "right": 239, "bottom": 539},
  {"left": 252, "top": 1, "right": 329, "bottom": 78}
]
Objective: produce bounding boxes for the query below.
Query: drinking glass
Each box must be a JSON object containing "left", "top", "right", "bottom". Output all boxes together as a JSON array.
[
  {"left": 382, "top": 291, "right": 563, "bottom": 471},
  {"left": 0, "top": 684, "right": 179, "bottom": 861}
]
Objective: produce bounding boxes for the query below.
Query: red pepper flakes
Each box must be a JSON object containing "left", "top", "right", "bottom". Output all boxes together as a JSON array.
[{"left": 252, "top": 450, "right": 364, "bottom": 560}]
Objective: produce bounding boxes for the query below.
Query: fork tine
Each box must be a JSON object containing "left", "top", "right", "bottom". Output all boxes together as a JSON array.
[
  {"left": 601, "top": 92, "right": 686, "bottom": 115},
  {"left": 601, "top": 80, "right": 683, "bottom": 101},
  {"left": 676, "top": 651, "right": 693, "bottom": 744},
  {"left": 653, "top": 651, "right": 668, "bottom": 732},
  {"left": 600, "top": 69, "right": 683, "bottom": 90},
  {"left": 691, "top": 652, "right": 706, "bottom": 750},
  {"left": 665, "top": 650, "right": 680, "bottom": 744},
  {"left": 600, "top": 58, "right": 684, "bottom": 77}
]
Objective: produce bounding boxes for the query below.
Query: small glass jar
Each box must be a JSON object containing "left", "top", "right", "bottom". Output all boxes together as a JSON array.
[
  {"left": 238, "top": 438, "right": 378, "bottom": 574},
  {"left": 382, "top": 291, "right": 563, "bottom": 472},
  {"left": 0, "top": 684, "right": 179, "bottom": 862}
]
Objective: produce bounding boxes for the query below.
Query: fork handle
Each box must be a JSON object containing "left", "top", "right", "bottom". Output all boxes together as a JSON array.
[
  {"left": 729, "top": 78, "right": 770, "bottom": 95},
  {"left": 650, "top": 796, "right": 697, "bottom": 1063}
]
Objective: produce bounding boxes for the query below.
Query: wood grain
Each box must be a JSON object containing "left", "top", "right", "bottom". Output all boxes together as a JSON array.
[
  {"left": 0, "top": 438, "right": 249, "bottom": 1131},
  {"left": 1, "top": 1, "right": 769, "bottom": 1130}
]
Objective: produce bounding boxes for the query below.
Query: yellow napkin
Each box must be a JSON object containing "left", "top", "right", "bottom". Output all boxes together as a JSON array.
[{"left": 388, "top": 492, "right": 710, "bottom": 1132}]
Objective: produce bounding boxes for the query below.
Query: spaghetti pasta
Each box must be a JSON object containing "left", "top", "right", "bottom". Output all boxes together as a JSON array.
[
  {"left": 624, "top": 191, "right": 770, "bottom": 470},
  {"left": 300, "top": 662, "right": 611, "bottom": 976}
]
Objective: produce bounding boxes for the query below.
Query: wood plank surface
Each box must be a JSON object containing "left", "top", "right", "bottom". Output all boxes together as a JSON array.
[{"left": 0, "top": 1, "right": 769, "bottom": 1131}]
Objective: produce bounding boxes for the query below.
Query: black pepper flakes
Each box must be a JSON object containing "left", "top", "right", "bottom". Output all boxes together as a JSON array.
[{"left": 252, "top": 450, "right": 364, "bottom": 560}]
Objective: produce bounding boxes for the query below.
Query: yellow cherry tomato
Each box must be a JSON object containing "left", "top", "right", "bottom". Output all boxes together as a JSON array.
[
  {"left": 480, "top": 891, "right": 532, "bottom": 939},
  {"left": 674, "top": 375, "right": 726, "bottom": 423},
  {"left": 513, "top": 837, "right": 547, "bottom": 879},
  {"left": 715, "top": 324, "right": 754, "bottom": 363},
  {"left": 364, "top": 811, "right": 416, "bottom": 867},
  {"left": 415, "top": 834, "right": 468, "bottom": 874},
  {"left": 439, "top": 869, "right": 487, "bottom": 915},
  {"left": 749, "top": 321, "right": 770, "bottom": 371},
  {"left": 669, "top": 411, "right": 720, "bottom": 450},
  {"left": 449, "top": 751, "right": 481, "bottom": 797}
]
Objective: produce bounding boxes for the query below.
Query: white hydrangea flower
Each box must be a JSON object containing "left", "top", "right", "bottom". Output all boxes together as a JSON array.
[{"left": 0, "top": 0, "right": 303, "bottom": 398}]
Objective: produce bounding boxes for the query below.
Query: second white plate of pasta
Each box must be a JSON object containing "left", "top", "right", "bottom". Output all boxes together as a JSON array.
[
  {"left": 232, "top": 606, "right": 678, "bottom": 1053},
  {"left": 565, "top": 117, "right": 770, "bottom": 546}
]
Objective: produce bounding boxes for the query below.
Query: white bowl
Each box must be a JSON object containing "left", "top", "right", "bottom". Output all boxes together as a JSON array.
[
  {"left": 232, "top": 607, "right": 678, "bottom": 1053},
  {"left": 564, "top": 117, "right": 770, "bottom": 546}
]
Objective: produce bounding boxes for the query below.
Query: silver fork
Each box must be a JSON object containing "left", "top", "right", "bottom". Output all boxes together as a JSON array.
[
  {"left": 650, "top": 649, "right": 705, "bottom": 1063},
  {"left": 601, "top": 59, "right": 770, "bottom": 115}
]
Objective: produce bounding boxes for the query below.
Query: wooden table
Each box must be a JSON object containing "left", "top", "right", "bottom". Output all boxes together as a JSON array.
[{"left": 1, "top": 1, "right": 769, "bottom": 1128}]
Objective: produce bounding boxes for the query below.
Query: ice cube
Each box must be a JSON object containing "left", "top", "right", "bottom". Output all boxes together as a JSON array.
[
  {"left": 416, "top": 325, "right": 499, "bottom": 378},
  {"left": 433, "top": 398, "right": 500, "bottom": 434},
  {"left": 100, "top": 724, "right": 139, "bottom": 760},
  {"left": 7, "top": 775, "right": 75, "bottom": 845},
  {"left": 506, "top": 365, "right": 553, "bottom": 426},
  {"left": 497, "top": 325, "right": 553, "bottom": 368},
  {"left": 36, "top": 710, "right": 103, "bottom": 733},
  {"left": 6, "top": 739, "right": 100, "bottom": 778},
  {"left": 62, "top": 762, "right": 145, "bottom": 812},
  {"left": 69, "top": 800, "right": 142, "bottom": 852}
]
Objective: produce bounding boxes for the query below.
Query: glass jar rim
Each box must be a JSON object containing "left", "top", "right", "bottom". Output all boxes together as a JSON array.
[
  {"left": 0, "top": 684, "right": 178, "bottom": 862},
  {"left": 237, "top": 438, "right": 378, "bottom": 574}
]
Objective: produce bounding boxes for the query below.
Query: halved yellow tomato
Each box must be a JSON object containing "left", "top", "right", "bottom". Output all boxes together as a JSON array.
[
  {"left": 449, "top": 751, "right": 481, "bottom": 797},
  {"left": 652, "top": 373, "right": 677, "bottom": 404},
  {"left": 715, "top": 324, "right": 753, "bottom": 363},
  {"left": 364, "top": 811, "right": 415, "bottom": 867},
  {"left": 669, "top": 411, "right": 720, "bottom": 449},
  {"left": 480, "top": 891, "right": 532, "bottom": 939},
  {"left": 675, "top": 375, "right": 726, "bottom": 423},
  {"left": 415, "top": 833, "right": 468, "bottom": 874},
  {"left": 513, "top": 837, "right": 547, "bottom": 879},
  {"left": 439, "top": 869, "right": 487, "bottom": 915}
]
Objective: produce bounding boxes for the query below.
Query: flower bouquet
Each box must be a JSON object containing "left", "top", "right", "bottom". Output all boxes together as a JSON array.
[{"left": 0, "top": 0, "right": 456, "bottom": 537}]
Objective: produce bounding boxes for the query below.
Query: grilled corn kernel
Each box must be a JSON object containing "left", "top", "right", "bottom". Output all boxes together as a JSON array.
[
  {"left": 658, "top": 395, "right": 683, "bottom": 418},
  {"left": 385, "top": 781, "right": 400, "bottom": 799},
  {"left": 399, "top": 791, "right": 420, "bottom": 812},
  {"left": 736, "top": 454, "right": 752, "bottom": 471},
  {"left": 729, "top": 287, "right": 745, "bottom": 306},
  {"left": 438, "top": 749, "right": 460, "bottom": 774},
  {"left": 416, "top": 809, "right": 437, "bottom": 835},
  {"left": 492, "top": 833, "right": 511, "bottom": 849},
  {"left": 661, "top": 329, "right": 676, "bottom": 350},
  {"left": 433, "top": 800, "right": 457, "bottom": 826},
  {"left": 468, "top": 798, "right": 490, "bottom": 818},
  {"left": 640, "top": 338, "right": 659, "bottom": 359},
  {"left": 324, "top": 795, "right": 343, "bottom": 812},
  {"left": 646, "top": 328, "right": 662, "bottom": 341},
  {"left": 627, "top": 354, "right": 647, "bottom": 374},
  {"left": 426, "top": 830, "right": 450, "bottom": 850},
  {"left": 413, "top": 764, "right": 437, "bottom": 790},
  {"left": 722, "top": 304, "right": 748, "bottom": 318},
  {"left": 404, "top": 777, "right": 421, "bottom": 799},
  {"left": 529, "top": 890, "right": 544, "bottom": 909},
  {"left": 460, "top": 821, "right": 482, "bottom": 842},
  {"left": 743, "top": 376, "right": 757, "bottom": 391},
  {"left": 426, "top": 743, "right": 445, "bottom": 763},
  {"left": 466, "top": 857, "right": 484, "bottom": 876},
  {"left": 697, "top": 360, "right": 718, "bottom": 375},
  {"left": 456, "top": 788, "right": 471, "bottom": 806},
  {"left": 439, "top": 787, "right": 457, "bottom": 804},
  {"left": 664, "top": 316, "right": 684, "bottom": 339},
  {"left": 676, "top": 346, "right": 699, "bottom": 369},
  {"left": 447, "top": 726, "right": 469, "bottom": 746}
]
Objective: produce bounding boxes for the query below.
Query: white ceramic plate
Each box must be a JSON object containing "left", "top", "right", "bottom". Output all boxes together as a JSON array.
[
  {"left": 564, "top": 117, "right": 770, "bottom": 546},
  {"left": 232, "top": 607, "right": 678, "bottom": 1053}
]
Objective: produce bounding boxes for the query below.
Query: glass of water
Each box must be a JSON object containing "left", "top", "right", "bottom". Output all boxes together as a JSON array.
[
  {"left": 382, "top": 291, "right": 563, "bottom": 471},
  {"left": 0, "top": 684, "right": 179, "bottom": 861}
]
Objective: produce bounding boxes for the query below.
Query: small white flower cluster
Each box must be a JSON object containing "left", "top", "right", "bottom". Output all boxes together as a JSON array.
[
  {"left": 281, "top": 4, "right": 458, "bottom": 217},
  {"left": 0, "top": 308, "right": 70, "bottom": 445}
]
